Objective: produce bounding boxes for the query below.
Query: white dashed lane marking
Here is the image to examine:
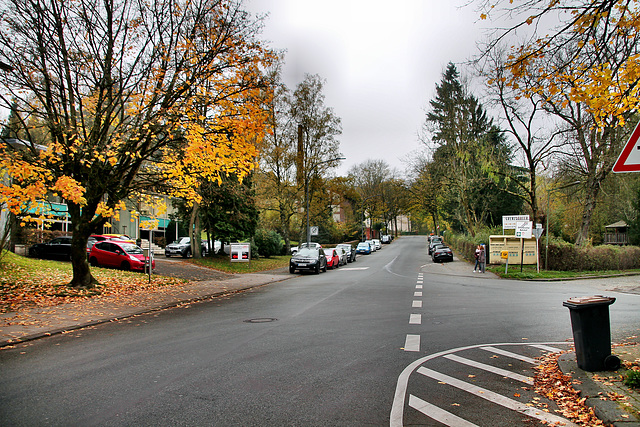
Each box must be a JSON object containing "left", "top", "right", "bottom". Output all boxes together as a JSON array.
[
  {"left": 412, "top": 300, "right": 422, "bottom": 308},
  {"left": 404, "top": 334, "right": 420, "bottom": 352},
  {"left": 409, "top": 314, "right": 421, "bottom": 325}
]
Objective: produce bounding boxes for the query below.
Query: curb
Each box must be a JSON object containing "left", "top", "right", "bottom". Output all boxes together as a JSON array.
[
  {"left": 558, "top": 353, "right": 640, "bottom": 427},
  {"left": 0, "top": 274, "right": 293, "bottom": 348}
]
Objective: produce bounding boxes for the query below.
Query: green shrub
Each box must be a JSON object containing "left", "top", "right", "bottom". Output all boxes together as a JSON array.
[
  {"left": 624, "top": 369, "right": 640, "bottom": 388},
  {"left": 253, "top": 229, "right": 282, "bottom": 258}
]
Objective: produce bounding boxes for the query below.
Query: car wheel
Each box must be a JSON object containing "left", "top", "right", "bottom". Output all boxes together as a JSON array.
[
  {"left": 289, "top": 265, "right": 295, "bottom": 274},
  {"left": 89, "top": 257, "right": 99, "bottom": 267},
  {"left": 29, "top": 248, "right": 39, "bottom": 258},
  {"left": 120, "top": 261, "right": 131, "bottom": 271},
  {"left": 314, "top": 264, "right": 320, "bottom": 274},
  {"left": 182, "top": 249, "right": 191, "bottom": 258},
  {"left": 165, "top": 254, "right": 171, "bottom": 258},
  {"left": 322, "top": 261, "right": 327, "bottom": 272}
]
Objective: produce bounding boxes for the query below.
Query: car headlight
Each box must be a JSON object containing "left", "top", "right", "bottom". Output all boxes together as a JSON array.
[{"left": 129, "top": 255, "right": 140, "bottom": 262}]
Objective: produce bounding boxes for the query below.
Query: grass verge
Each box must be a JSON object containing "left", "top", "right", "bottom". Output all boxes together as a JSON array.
[
  {"left": 0, "top": 251, "right": 185, "bottom": 313},
  {"left": 486, "top": 263, "right": 640, "bottom": 280},
  {"left": 189, "top": 255, "right": 290, "bottom": 274}
]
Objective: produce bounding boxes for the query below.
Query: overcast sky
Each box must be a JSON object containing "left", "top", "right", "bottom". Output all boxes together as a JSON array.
[{"left": 246, "top": 0, "right": 487, "bottom": 176}]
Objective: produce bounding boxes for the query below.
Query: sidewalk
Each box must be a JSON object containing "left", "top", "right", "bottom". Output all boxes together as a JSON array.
[
  {"left": 0, "top": 271, "right": 294, "bottom": 347},
  {"left": 558, "top": 345, "right": 640, "bottom": 426}
]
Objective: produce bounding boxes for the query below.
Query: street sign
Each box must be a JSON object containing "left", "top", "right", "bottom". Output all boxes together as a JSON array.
[
  {"left": 310, "top": 226, "right": 319, "bottom": 236},
  {"left": 613, "top": 120, "right": 640, "bottom": 173},
  {"left": 515, "top": 221, "right": 533, "bottom": 239},
  {"left": 502, "top": 215, "right": 530, "bottom": 230},
  {"left": 230, "top": 243, "right": 250, "bottom": 263},
  {"left": 532, "top": 228, "right": 544, "bottom": 239}
]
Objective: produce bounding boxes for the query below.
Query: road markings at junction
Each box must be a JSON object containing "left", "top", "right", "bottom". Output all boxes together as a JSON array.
[
  {"left": 408, "top": 395, "right": 478, "bottom": 427},
  {"left": 340, "top": 267, "right": 370, "bottom": 271},
  {"left": 415, "top": 367, "right": 577, "bottom": 426},
  {"left": 480, "top": 346, "right": 539, "bottom": 364},
  {"left": 390, "top": 342, "right": 572, "bottom": 427},
  {"left": 414, "top": 291, "right": 423, "bottom": 297},
  {"left": 416, "top": 284, "right": 423, "bottom": 289},
  {"left": 412, "top": 300, "right": 422, "bottom": 308},
  {"left": 443, "top": 354, "right": 533, "bottom": 385}
]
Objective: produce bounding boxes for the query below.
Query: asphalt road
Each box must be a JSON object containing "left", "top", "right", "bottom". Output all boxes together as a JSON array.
[{"left": 1, "top": 236, "right": 638, "bottom": 426}]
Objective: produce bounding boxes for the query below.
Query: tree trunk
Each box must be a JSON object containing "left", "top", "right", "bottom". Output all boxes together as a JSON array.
[
  {"left": 575, "top": 182, "right": 599, "bottom": 246},
  {"left": 69, "top": 233, "right": 98, "bottom": 288},
  {"left": 190, "top": 202, "right": 202, "bottom": 258}
]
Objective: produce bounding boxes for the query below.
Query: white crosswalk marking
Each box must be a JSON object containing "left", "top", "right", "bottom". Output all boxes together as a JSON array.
[
  {"left": 443, "top": 354, "right": 533, "bottom": 384},
  {"left": 408, "top": 395, "right": 478, "bottom": 427},
  {"left": 480, "top": 346, "right": 540, "bottom": 364}
]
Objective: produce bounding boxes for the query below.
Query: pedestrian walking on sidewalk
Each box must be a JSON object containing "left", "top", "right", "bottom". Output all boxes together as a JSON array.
[
  {"left": 473, "top": 245, "right": 481, "bottom": 272},
  {"left": 478, "top": 244, "right": 486, "bottom": 273}
]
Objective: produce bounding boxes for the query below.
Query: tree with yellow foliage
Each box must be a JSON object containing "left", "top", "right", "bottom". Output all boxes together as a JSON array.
[
  {"left": 479, "top": 0, "right": 640, "bottom": 244},
  {"left": 0, "top": 0, "right": 274, "bottom": 287}
]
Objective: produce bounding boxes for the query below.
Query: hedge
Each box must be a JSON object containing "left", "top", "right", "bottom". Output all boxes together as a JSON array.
[{"left": 445, "top": 232, "right": 640, "bottom": 271}]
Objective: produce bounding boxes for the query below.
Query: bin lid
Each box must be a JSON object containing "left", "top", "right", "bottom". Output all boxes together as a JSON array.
[{"left": 563, "top": 295, "right": 616, "bottom": 309}]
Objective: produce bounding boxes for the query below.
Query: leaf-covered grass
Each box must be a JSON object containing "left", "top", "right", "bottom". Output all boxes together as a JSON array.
[
  {"left": 0, "top": 251, "right": 185, "bottom": 313},
  {"left": 486, "top": 263, "right": 640, "bottom": 280},
  {"left": 189, "top": 254, "right": 290, "bottom": 273}
]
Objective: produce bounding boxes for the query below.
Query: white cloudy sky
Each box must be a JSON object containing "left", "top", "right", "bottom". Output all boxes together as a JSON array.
[{"left": 246, "top": 0, "right": 487, "bottom": 176}]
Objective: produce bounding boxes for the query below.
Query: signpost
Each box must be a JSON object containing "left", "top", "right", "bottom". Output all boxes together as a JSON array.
[
  {"left": 532, "top": 223, "right": 544, "bottom": 273},
  {"left": 515, "top": 221, "right": 533, "bottom": 272}
]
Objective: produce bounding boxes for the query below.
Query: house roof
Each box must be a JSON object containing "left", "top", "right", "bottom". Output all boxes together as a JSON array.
[{"left": 604, "top": 220, "right": 628, "bottom": 229}]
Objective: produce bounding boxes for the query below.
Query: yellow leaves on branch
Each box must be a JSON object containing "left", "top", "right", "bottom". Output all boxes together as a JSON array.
[
  {"left": 502, "top": 3, "right": 640, "bottom": 129},
  {"left": 52, "top": 176, "right": 86, "bottom": 206}
]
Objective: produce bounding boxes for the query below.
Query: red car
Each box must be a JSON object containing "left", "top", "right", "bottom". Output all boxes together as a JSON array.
[
  {"left": 88, "top": 240, "right": 154, "bottom": 272},
  {"left": 325, "top": 248, "right": 341, "bottom": 269}
]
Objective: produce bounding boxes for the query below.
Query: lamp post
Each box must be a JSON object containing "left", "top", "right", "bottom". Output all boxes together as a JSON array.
[
  {"left": 305, "top": 157, "right": 345, "bottom": 247},
  {"left": 545, "top": 181, "right": 581, "bottom": 269}
]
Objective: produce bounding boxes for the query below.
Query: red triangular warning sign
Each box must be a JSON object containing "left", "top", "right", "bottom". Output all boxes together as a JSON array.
[{"left": 613, "top": 121, "right": 640, "bottom": 173}]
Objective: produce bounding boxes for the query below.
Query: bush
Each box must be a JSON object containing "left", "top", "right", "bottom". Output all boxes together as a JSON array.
[
  {"left": 253, "top": 229, "right": 283, "bottom": 258},
  {"left": 546, "top": 241, "right": 640, "bottom": 271}
]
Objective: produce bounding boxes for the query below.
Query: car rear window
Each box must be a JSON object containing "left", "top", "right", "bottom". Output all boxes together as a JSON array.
[{"left": 297, "top": 248, "right": 318, "bottom": 257}]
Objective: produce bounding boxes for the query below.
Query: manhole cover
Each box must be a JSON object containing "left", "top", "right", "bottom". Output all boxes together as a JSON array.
[{"left": 243, "top": 318, "right": 278, "bottom": 323}]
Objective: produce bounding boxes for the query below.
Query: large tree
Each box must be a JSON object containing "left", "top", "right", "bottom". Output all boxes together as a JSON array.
[
  {"left": 0, "top": 0, "right": 273, "bottom": 286},
  {"left": 425, "top": 62, "right": 516, "bottom": 235},
  {"left": 289, "top": 74, "right": 343, "bottom": 242},
  {"left": 478, "top": 0, "right": 640, "bottom": 244}
]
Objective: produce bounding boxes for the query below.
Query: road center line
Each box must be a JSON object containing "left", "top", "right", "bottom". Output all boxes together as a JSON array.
[
  {"left": 416, "top": 285, "right": 423, "bottom": 289},
  {"left": 409, "top": 314, "right": 422, "bottom": 325},
  {"left": 412, "top": 300, "right": 422, "bottom": 308},
  {"left": 404, "top": 334, "right": 420, "bottom": 352},
  {"left": 480, "top": 347, "right": 539, "bottom": 365},
  {"left": 408, "top": 394, "right": 478, "bottom": 427},
  {"left": 443, "top": 354, "right": 533, "bottom": 384},
  {"left": 416, "top": 367, "right": 578, "bottom": 426},
  {"left": 414, "top": 291, "right": 423, "bottom": 297}
]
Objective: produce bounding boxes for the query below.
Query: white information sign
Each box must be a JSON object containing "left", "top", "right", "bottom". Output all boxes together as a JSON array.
[
  {"left": 310, "top": 226, "right": 319, "bottom": 236},
  {"left": 230, "top": 243, "right": 251, "bottom": 263},
  {"left": 502, "top": 215, "right": 530, "bottom": 230},
  {"left": 515, "top": 221, "right": 533, "bottom": 239}
]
